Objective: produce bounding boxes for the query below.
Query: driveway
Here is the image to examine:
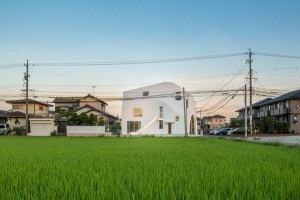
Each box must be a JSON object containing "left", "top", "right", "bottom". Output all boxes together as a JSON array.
[{"left": 247, "top": 136, "right": 300, "bottom": 146}]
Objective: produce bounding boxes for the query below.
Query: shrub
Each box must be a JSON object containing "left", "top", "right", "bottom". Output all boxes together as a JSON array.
[{"left": 12, "top": 126, "right": 26, "bottom": 136}]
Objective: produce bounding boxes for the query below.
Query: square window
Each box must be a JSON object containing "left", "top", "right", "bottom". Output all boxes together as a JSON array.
[{"left": 133, "top": 108, "right": 143, "bottom": 117}]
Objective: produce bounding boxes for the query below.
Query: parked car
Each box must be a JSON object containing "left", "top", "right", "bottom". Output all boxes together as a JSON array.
[
  {"left": 217, "top": 128, "right": 233, "bottom": 135},
  {"left": 227, "top": 128, "right": 239, "bottom": 135},
  {"left": 212, "top": 128, "right": 223, "bottom": 135},
  {"left": 209, "top": 129, "right": 215, "bottom": 135},
  {"left": 0, "top": 124, "right": 8, "bottom": 134}
]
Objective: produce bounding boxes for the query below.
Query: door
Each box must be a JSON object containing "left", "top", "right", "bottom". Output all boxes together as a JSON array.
[{"left": 168, "top": 123, "right": 172, "bottom": 134}]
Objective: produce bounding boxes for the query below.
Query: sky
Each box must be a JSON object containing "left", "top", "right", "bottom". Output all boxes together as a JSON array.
[{"left": 1, "top": 0, "right": 300, "bottom": 119}]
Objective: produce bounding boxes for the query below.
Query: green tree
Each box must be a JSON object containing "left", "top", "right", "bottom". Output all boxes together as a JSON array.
[{"left": 97, "top": 117, "right": 106, "bottom": 126}]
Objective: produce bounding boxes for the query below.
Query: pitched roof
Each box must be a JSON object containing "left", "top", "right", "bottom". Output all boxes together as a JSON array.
[
  {"left": 259, "top": 89, "right": 300, "bottom": 106},
  {"left": 75, "top": 104, "right": 118, "bottom": 119},
  {"left": 81, "top": 94, "right": 108, "bottom": 105},
  {"left": 203, "top": 115, "right": 226, "bottom": 119},
  {"left": 6, "top": 99, "right": 52, "bottom": 107},
  {"left": 52, "top": 94, "right": 108, "bottom": 105},
  {"left": 235, "top": 98, "right": 273, "bottom": 112},
  {"left": 236, "top": 89, "right": 300, "bottom": 112}
]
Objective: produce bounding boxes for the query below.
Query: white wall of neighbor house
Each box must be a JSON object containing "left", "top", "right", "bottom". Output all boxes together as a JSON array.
[
  {"left": 7, "top": 118, "right": 26, "bottom": 129},
  {"left": 29, "top": 118, "right": 56, "bottom": 136},
  {"left": 67, "top": 126, "right": 106, "bottom": 136},
  {"left": 121, "top": 82, "right": 197, "bottom": 136}
]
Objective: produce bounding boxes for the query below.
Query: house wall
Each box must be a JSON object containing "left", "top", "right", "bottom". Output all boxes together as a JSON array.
[
  {"left": 79, "top": 97, "right": 106, "bottom": 111},
  {"left": 121, "top": 83, "right": 197, "bottom": 136},
  {"left": 7, "top": 118, "right": 26, "bottom": 129},
  {"left": 12, "top": 104, "right": 49, "bottom": 117},
  {"left": 204, "top": 118, "right": 226, "bottom": 129},
  {"left": 55, "top": 102, "right": 79, "bottom": 110},
  {"left": 290, "top": 100, "right": 300, "bottom": 133}
]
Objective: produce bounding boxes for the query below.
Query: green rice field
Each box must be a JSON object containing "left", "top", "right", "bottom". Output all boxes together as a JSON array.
[{"left": 0, "top": 137, "right": 299, "bottom": 199}]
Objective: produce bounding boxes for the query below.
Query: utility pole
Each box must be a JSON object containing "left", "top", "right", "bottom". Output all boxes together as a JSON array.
[
  {"left": 199, "top": 108, "right": 202, "bottom": 135},
  {"left": 247, "top": 49, "right": 253, "bottom": 135},
  {"left": 183, "top": 87, "right": 188, "bottom": 137},
  {"left": 244, "top": 84, "right": 247, "bottom": 138},
  {"left": 24, "top": 60, "right": 29, "bottom": 134}
]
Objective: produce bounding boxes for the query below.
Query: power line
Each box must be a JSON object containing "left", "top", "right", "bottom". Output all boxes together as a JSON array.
[
  {"left": 32, "top": 53, "right": 244, "bottom": 66},
  {"left": 255, "top": 52, "right": 300, "bottom": 59}
]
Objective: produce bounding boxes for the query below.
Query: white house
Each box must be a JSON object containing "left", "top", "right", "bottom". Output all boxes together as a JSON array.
[{"left": 121, "top": 82, "right": 197, "bottom": 136}]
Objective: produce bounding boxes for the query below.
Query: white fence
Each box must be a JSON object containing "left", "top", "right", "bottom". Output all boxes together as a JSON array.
[{"left": 67, "top": 126, "right": 106, "bottom": 137}]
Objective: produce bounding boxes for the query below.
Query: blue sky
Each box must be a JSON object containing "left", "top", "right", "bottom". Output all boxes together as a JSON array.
[{"left": 1, "top": 0, "right": 300, "bottom": 117}]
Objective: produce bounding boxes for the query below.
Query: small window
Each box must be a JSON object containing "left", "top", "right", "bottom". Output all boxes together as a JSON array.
[
  {"left": 159, "top": 106, "right": 163, "bottom": 118},
  {"left": 143, "top": 91, "right": 149, "bottom": 96},
  {"left": 159, "top": 120, "right": 163, "bottom": 129},
  {"left": 12, "top": 105, "right": 23, "bottom": 110},
  {"left": 175, "top": 116, "right": 179, "bottom": 121},
  {"left": 133, "top": 108, "right": 143, "bottom": 117},
  {"left": 39, "top": 106, "right": 44, "bottom": 111}
]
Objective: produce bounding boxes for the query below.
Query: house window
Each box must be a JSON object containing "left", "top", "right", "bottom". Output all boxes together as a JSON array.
[
  {"left": 159, "top": 106, "right": 163, "bottom": 118},
  {"left": 143, "top": 91, "right": 149, "bottom": 96},
  {"left": 12, "top": 105, "right": 23, "bottom": 110},
  {"left": 286, "top": 101, "right": 289, "bottom": 108},
  {"left": 127, "top": 121, "right": 141, "bottom": 133},
  {"left": 175, "top": 116, "right": 179, "bottom": 121},
  {"left": 39, "top": 106, "right": 44, "bottom": 111},
  {"left": 159, "top": 120, "right": 163, "bottom": 129},
  {"left": 133, "top": 108, "right": 143, "bottom": 117}
]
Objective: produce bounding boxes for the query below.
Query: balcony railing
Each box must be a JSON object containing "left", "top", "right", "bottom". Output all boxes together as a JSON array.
[{"left": 270, "top": 108, "right": 288, "bottom": 116}]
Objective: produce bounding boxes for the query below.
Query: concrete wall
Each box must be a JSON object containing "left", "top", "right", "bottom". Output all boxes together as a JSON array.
[
  {"left": 67, "top": 126, "right": 105, "bottom": 136},
  {"left": 29, "top": 118, "right": 55, "bottom": 136}
]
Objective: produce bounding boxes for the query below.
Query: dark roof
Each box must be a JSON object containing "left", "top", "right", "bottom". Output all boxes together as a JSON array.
[
  {"left": 235, "top": 98, "right": 273, "bottom": 112},
  {"left": 82, "top": 94, "right": 108, "bottom": 105},
  {"left": 52, "top": 98, "right": 79, "bottom": 103},
  {"left": 75, "top": 104, "right": 118, "bottom": 119},
  {"left": 259, "top": 89, "right": 300, "bottom": 106},
  {"left": 236, "top": 89, "right": 300, "bottom": 112},
  {"left": 52, "top": 94, "right": 108, "bottom": 105},
  {"left": 6, "top": 99, "right": 52, "bottom": 107},
  {"left": 203, "top": 115, "right": 226, "bottom": 119},
  {"left": 0, "top": 111, "right": 26, "bottom": 118}
]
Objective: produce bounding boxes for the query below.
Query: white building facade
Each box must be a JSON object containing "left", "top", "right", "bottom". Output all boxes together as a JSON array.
[{"left": 121, "top": 82, "right": 197, "bottom": 136}]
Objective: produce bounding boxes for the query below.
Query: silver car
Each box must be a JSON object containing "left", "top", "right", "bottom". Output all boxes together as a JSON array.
[{"left": 0, "top": 124, "right": 8, "bottom": 134}]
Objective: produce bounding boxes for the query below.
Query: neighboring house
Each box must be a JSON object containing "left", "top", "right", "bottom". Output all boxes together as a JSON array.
[
  {"left": 74, "top": 104, "right": 118, "bottom": 125},
  {"left": 202, "top": 115, "right": 226, "bottom": 129},
  {"left": 236, "top": 89, "right": 300, "bottom": 133},
  {"left": 0, "top": 111, "right": 26, "bottom": 129},
  {"left": 3, "top": 99, "right": 52, "bottom": 129},
  {"left": 53, "top": 94, "right": 118, "bottom": 124},
  {"left": 236, "top": 98, "right": 272, "bottom": 121},
  {"left": 6, "top": 99, "right": 52, "bottom": 118},
  {"left": 121, "top": 82, "right": 197, "bottom": 136}
]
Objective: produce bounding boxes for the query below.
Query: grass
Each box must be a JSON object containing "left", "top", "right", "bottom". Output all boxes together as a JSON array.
[{"left": 0, "top": 137, "right": 299, "bottom": 199}]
